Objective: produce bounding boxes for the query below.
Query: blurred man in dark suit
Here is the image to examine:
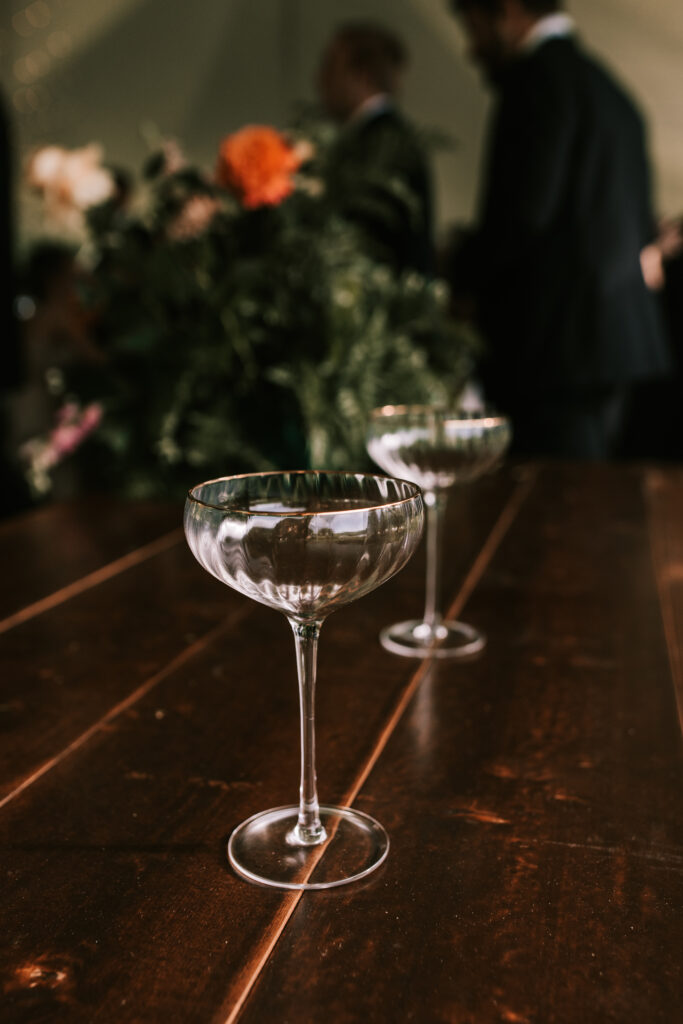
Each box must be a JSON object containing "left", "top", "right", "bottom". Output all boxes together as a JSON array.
[
  {"left": 318, "top": 22, "right": 434, "bottom": 274},
  {"left": 450, "top": 0, "right": 670, "bottom": 458}
]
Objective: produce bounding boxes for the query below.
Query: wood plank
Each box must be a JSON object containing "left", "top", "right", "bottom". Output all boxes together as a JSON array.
[
  {"left": 238, "top": 464, "right": 683, "bottom": 1024},
  {"left": 0, "top": 543, "right": 244, "bottom": 803},
  {"left": 0, "top": 498, "right": 181, "bottom": 625},
  {"left": 645, "top": 466, "right": 683, "bottom": 733},
  {"left": 0, "top": 470, "right": 523, "bottom": 1023}
]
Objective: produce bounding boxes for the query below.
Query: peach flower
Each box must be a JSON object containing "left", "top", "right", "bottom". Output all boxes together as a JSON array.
[
  {"left": 29, "top": 144, "right": 115, "bottom": 208},
  {"left": 167, "top": 195, "right": 220, "bottom": 241},
  {"left": 215, "top": 126, "right": 305, "bottom": 209},
  {"left": 160, "top": 138, "right": 186, "bottom": 176},
  {"left": 28, "top": 144, "right": 115, "bottom": 234}
]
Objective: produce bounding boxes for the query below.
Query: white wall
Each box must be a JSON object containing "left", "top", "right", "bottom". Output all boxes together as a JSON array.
[{"left": 3, "top": 0, "right": 682, "bottom": 244}]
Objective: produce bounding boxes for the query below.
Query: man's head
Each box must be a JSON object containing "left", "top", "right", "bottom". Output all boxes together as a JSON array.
[
  {"left": 317, "top": 23, "right": 408, "bottom": 122},
  {"left": 452, "top": 0, "right": 562, "bottom": 83}
]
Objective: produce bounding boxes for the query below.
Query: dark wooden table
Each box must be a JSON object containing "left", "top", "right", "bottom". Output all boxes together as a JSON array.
[{"left": 1, "top": 463, "right": 682, "bottom": 1023}]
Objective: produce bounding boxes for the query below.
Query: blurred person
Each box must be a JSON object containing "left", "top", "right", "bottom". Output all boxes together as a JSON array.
[
  {"left": 621, "top": 214, "right": 683, "bottom": 459},
  {"left": 659, "top": 218, "right": 683, "bottom": 341},
  {"left": 450, "top": 0, "right": 670, "bottom": 458},
  {"left": 317, "top": 22, "right": 434, "bottom": 274},
  {"left": 0, "top": 88, "right": 30, "bottom": 516}
]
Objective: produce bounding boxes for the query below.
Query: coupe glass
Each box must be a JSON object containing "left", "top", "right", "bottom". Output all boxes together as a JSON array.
[
  {"left": 184, "top": 471, "right": 423, "bottom": 889},
  {"left": 366, "top": 405, "right": 511, "bottom": 658}
]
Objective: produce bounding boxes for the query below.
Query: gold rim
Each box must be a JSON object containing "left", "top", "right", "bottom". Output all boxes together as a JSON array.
[
  {"left": 186, "top": 470, "right": 423, "bottom": 516},
  {"left": 369, "top": 404, "right": 509, "bottom": 428}
]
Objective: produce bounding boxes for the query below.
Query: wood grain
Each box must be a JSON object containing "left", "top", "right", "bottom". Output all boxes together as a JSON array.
[
  {"left": 238, "top": 464, "right": 683, "bottom": 1024},
  {"left": 0, "top": 543, "right": 243, "bottom": 802},
  {"left": 0, "top": 498, "right": 181, "bottom": 623},
  {"left": 0, "top": 471, "right": 521, "bottom": 1023},
  {"left": 219, "top": 471, "right": 535, "bottom": 1024},
  {"left": 645, "top": 466, "right": 683, "bottom": 733}
]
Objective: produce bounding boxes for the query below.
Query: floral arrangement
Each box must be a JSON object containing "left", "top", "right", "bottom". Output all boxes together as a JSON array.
[{"left": 23, "top": 123, "right": 477, "bottom": 499}]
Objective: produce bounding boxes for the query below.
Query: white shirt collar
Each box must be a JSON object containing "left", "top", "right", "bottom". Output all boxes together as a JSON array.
[
  {"left": 350, "top": 93, "right": 394, "bottom": 124},
  {"left": 520, "top": 12, "right": 575, "bottom": 55}
]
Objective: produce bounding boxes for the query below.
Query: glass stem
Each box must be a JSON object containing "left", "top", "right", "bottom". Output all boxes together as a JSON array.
[
  {"left": 423, "top": 490, "right": 447, "bottom": 633},
  {"left": 289, "top": 618, "right": 327, "bottom": 846}
]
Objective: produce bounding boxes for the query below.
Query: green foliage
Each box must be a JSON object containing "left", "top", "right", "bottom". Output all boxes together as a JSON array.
[{"left": 39, "top": 131, "right": 479, "bottom": 498}]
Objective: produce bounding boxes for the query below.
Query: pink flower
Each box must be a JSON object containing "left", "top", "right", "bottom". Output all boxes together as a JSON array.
[
  {"left": 50, "top": 401, "right": 103, "bottom": 456},
  {"left": 50, "top": 423, "right": 84, "bottom": 457},
  {"left": 22, "top": 401, "right": 104, "bottom": 476},
  {"left": 160, "top": 138, "right": 186, "bottom": 176},
  {"left": 80, "top": 403, "right": 103, "bottom": 432},
  {"left": 167, "top": 195, "right": 220, "bottom": 241}
]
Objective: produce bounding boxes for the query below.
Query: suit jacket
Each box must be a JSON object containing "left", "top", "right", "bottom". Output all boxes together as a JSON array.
[
  {"left": 327, "top": 107, "right": 434, "bottom": 275},
  {"left": 468, "top": 35, "right": 670, "bottom": 404}
]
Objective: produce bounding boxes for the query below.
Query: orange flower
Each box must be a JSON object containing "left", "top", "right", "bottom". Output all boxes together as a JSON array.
[{"left": 216, "top": 126, "right": 303, "bottom": 209}]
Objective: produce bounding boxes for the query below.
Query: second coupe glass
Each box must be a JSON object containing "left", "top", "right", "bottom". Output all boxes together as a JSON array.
[
  {"left": 367, "top": 405, "right": 511, "bottom": 658},
  {"left": 184, "top": 471, "right": 423, "bottom": 890}
]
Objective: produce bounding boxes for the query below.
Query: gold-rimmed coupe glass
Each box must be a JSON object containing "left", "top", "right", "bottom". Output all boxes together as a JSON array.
[
  {"left": 184, "top": 471, "right": 423, "bottom": 889},
  {"left": 366, "top": 405, "right": 511, "bottom": 658}
]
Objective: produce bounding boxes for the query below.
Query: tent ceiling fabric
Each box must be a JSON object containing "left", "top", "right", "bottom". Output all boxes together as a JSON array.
[
  {"left": 9, "top": 0, "right": 147, "bottom": 69},
  {"left": 5, "top": 0, "right": 682, "bottom": 236}
]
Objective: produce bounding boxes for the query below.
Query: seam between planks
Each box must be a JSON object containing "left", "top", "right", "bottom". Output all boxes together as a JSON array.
[
  {"left": 645, "top": 468, "right": 683, "bottom": 736},
  {"left": 0, "top": 609, "right": 250, "bottom": 813},
  {"left": 0, "top": 527, "right": 184, "bottom": 637},
  {"left": 340, "top": 464, "right": 538, "bottom": 808},
  {"left": 218, "top": 465, "right": 538, "bottom": 1024}
]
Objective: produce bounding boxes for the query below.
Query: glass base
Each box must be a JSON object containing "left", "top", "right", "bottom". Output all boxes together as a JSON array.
[
  {"left": 227, "top": 804, "right": 389, "bottom": 890},
  {"left": 379, "top": 618, "right": 486, "bottom": 659}
]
